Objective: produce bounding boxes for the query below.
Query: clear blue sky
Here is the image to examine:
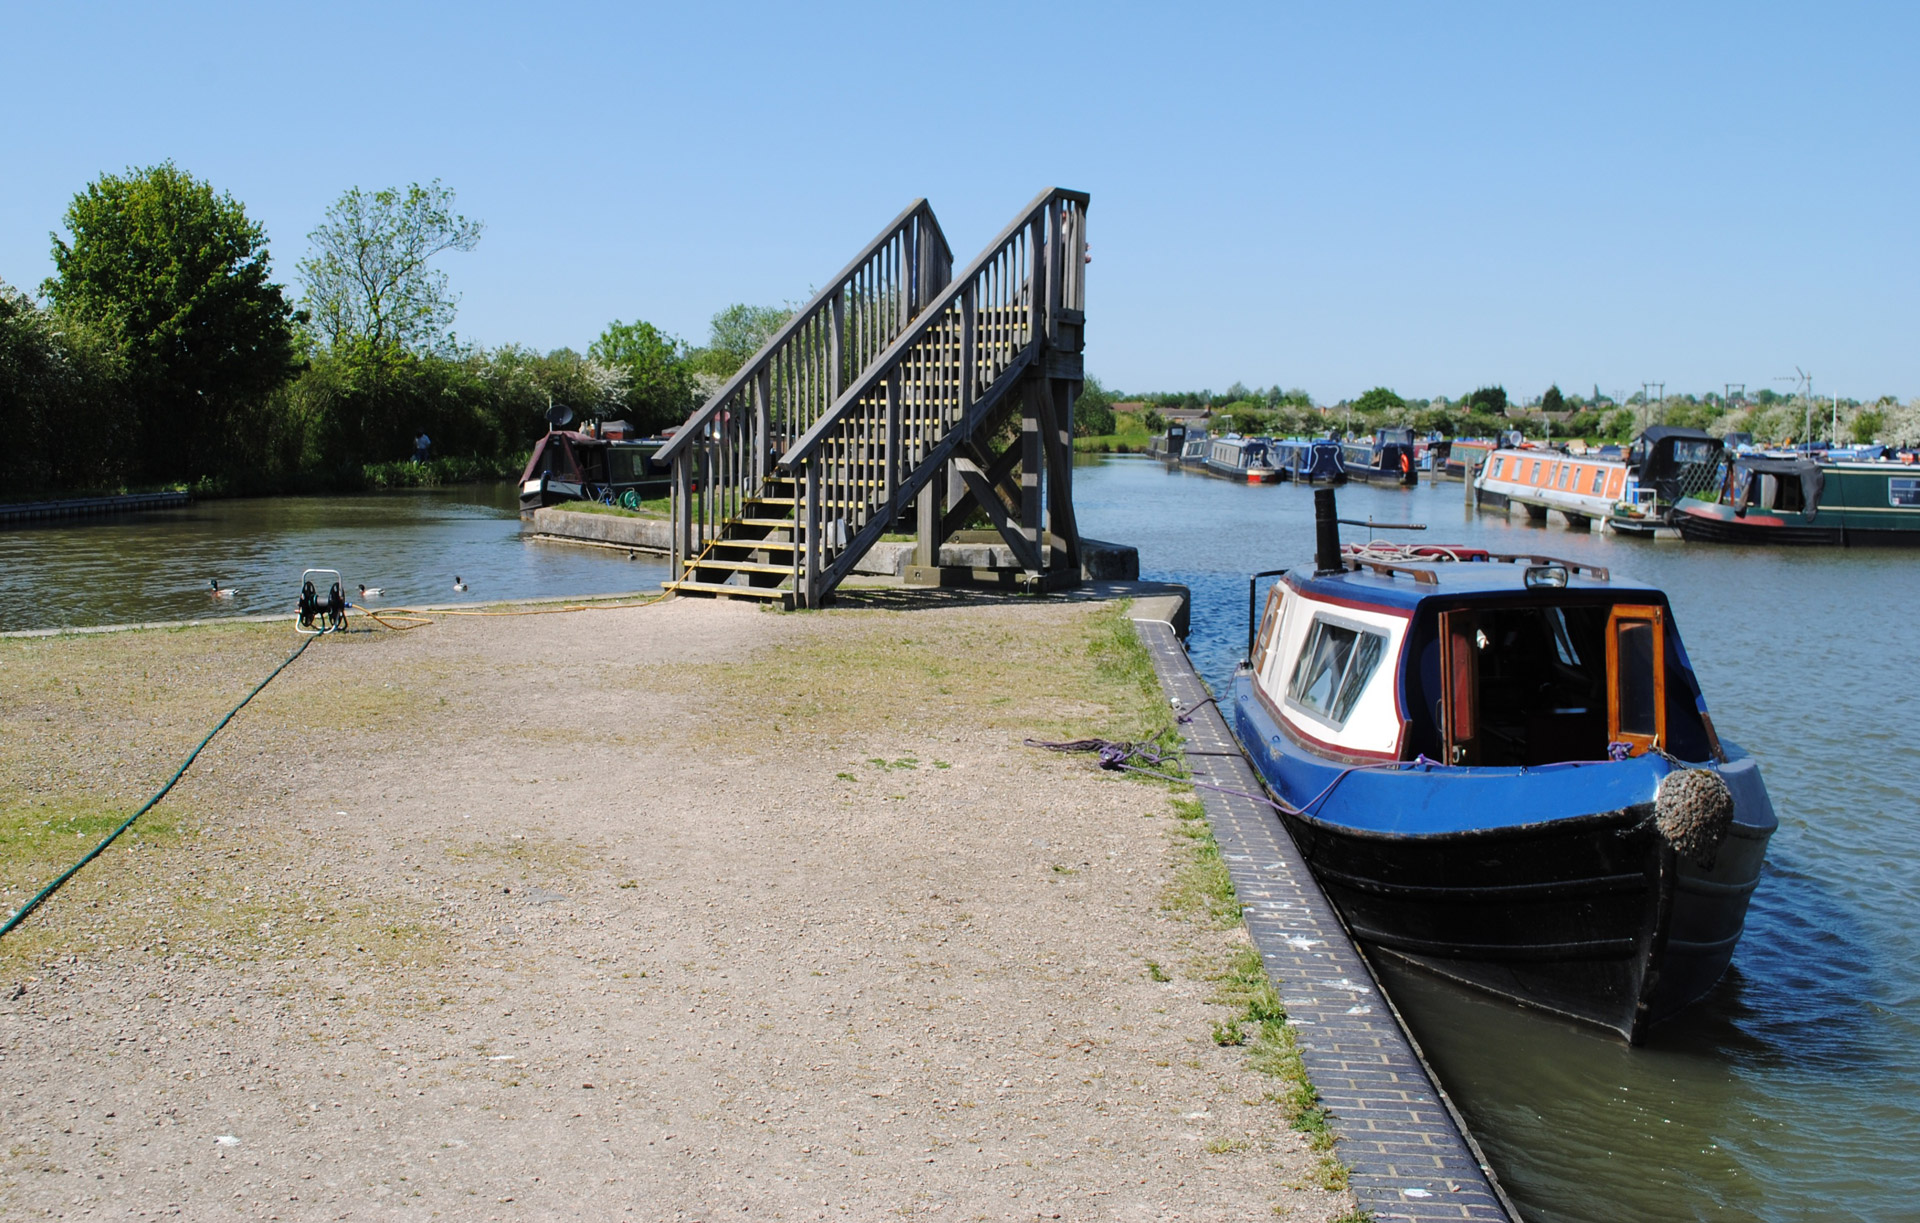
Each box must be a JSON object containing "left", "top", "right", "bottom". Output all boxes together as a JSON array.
[{"left": 3, "top": 2, "right": 1913, "bottom": 403}]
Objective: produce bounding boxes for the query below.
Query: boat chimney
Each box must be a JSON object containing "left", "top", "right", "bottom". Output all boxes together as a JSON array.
[{"left": 1314, "top": 488, "right": 1344, "bottom": 574}]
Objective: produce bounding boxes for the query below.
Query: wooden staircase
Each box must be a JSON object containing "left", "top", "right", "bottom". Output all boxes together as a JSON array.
[{"left": 655, "top": 189, "right": 1089, "bottom": 607}]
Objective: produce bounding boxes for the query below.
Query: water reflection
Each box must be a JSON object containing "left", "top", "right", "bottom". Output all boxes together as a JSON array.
[{"left": 1073, "top": 454, "right": 1920, "bottom": 1221}]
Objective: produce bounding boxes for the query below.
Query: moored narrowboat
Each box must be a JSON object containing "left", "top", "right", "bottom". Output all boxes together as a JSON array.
[
  {"left": 1475, "top": 446, "right": 1628, "bottom": 530},
  {"left": 1231, "top": 490, "right": 1776, "bottom": 1042},
  {"left": 1606, "top": 427, "right": 1724, "bottom": 538},
  {"left": 1339, "top": 427, "right": 1420, "bottom": 485},
  {"left": 1202, "top": 435, "right": 1281, "bottom": 484},
  {"left": 1270, "top": 437, "right": 1347, "bottom": 483},
  {"left": 519, "top": 430, "right": 670, "bottom": 514},
  {"left": 1674, "top": 454, "right": 1920, "bottom": 546},
  {"left": 1148, "top": 423, "right": 1189, "bottom": 464}
]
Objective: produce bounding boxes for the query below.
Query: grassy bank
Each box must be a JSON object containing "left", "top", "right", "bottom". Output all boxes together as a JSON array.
[{"left": 552, "top": 496, "right": 670, "bottom": 519}]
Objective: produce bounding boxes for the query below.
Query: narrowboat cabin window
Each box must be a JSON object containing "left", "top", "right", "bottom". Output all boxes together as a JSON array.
[
  {"left": 1891, "top": 478, "right": 1920, "bottom": 507},
  {"left": 1286, "top": 617, "right": 1387, "bottom": 726},
  {"left": 1590, "top": 469, "right": 1607, "bottom": 495},
  {"left": 1252, "top": 586, "right": 1285, "bottom": 674}
]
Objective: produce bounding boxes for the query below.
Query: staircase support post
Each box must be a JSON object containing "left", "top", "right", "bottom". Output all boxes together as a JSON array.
[
  {"left": 915, "top": 461, "right": 946, "bottom": 569},
  {"left": 884, "top": 370, "right": 902, "bottom": 526},
  {"left": 803, "top": 461, "right": 823, "bottom": 608},
  {"left": 1044, "top": 377, "right": 1082, "bottom": 571},
  {"left": 1021, "top": 377, "right": 1045, "bottom": 576}
]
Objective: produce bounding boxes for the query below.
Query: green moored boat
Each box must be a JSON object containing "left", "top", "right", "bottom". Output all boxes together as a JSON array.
[{"left": 1674, "top": 454, "right": 1920, "bottom": 546}]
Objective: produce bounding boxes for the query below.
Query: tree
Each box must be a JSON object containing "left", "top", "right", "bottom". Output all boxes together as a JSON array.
[
  {"left": 299, "top": 180, "right": 483, "bottom": 357},
  {"left": 590, "top": 319, "right": 698, "bottom": 434},
  {"left": 44, "top": 162, "right": 300, "bottom": 480},
  {"left": 1542, "top": 384, "right": 1565, "bottom": 414},
  {"left": 0, "top": 279, "right": 134, "bottom": 492},
  {"left": 1464, "top": 385, "right": 1509, "bottom": 416},
  {"left": 1353, "top": 386, "right": 1406, "bottom": 414},
  {"left": 687, "top": 303, "right": 792, "bottom": 379}
]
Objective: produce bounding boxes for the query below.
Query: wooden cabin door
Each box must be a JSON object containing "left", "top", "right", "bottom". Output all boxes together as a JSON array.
[
  {"left": 1439, "top": 610, "right": 1479, "bottom": 765},
  {"left": 1606, "top": 605, "right": 1666, "bottom": 756}
]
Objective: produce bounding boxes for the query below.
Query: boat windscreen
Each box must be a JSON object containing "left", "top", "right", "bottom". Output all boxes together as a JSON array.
[{"left": 1288, "top": 617, "right": 1387, "bottom": 726}]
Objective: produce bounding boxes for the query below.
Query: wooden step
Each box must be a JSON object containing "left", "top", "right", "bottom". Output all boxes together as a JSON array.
[
  {"left": 666, "top": 579, "right": 788, "bottom": 601},
  {"left": 749, "top": 496, "right": 871, "bottom": 508},
  {"left": 708, "top": 537, "right": 801, "bottom": 552},
  {"left": 684, "top": 558, "right": 796, "bottom": 576}
]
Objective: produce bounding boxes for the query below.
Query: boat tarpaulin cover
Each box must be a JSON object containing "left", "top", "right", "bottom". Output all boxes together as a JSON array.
[{"left": 1733, "top": 457, "right": 1825, "bottom": 520}]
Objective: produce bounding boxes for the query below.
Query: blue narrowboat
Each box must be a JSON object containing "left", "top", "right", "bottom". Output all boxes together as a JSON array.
[
  {"left": 1231, "top": 490, "right": 1775, "bottom": 1042},
  {"left": 1338, "top": 426, "right": 1420, "bottom": 485},
  {"left": 1202, "top": 435, "right": 1281, "bottom": 484},
  {"left": 1269, "top": 438, "right": 1348, "bottom": 484}
]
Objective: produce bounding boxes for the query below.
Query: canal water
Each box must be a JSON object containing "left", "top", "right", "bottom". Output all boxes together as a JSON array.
[
  {"left": 0, "top": 484, "right": 666, "bottom": 632},
  {"left": 5, "top": 463, "right": 1916, "bottom": 1219},
  {"left": 1074, "top": 454, "right": 1920, "bottom": 1223}
]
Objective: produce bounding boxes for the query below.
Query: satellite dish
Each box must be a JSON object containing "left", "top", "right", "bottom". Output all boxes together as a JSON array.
[{"left": 545, "top": 403, "right": 575, "bottom": 429}]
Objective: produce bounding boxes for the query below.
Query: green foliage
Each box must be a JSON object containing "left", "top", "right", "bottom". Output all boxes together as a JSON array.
[
  {"left": 1353, "top": 386, "right": 1405, "bottom": 415},
  {"left": 1223, "top": 406, "right": 1266, "bottom": 435},
  {"left": 686, "top": 303, "right": 791, "bottom": 379},
  {"left": 1852, "top": 408, "right": 1887, "bottom": 443},
  {"left": 1565, "top": 410, "right": 1602, "bottom": 436},
  {"left": 1463, "top": 385, "right": 1509, "bottom": 415},
  {"left": 1542, "top": 384, "right": 1565, "bottom": 414},
  {"left": 298, "top": 180, "right": 482, "bottom": 357},
  {"left": 0, "top": 280, "right": 134, "bottom": 496},
  {"left": 1143, "top": 409, "right": 1166, "bottom": 433},
  {"left": 1661, "top": 400, "right": 1720, "bottom": 431},
  {"left": 1075, "top": 375, "right": 1117, "bottom": 437},
  {"left": 43, "top": 162, "right": 300, "bottom": 483},
  {"left": 590, "top": 319, "right": 697, "bottom": 434}
]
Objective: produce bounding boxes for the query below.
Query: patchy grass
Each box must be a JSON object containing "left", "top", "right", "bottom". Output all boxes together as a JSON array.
[
  {"left": 443, "top": 833, "right": 590, "bottom": 888},
  {"left": 634, "top": 599, "right": 1176, "bottom": 752},
  {"left": 0, "top": 809, "right": 454, "bottom": 1003},
  {"left": 1165, "top": 796, "right": 1353, "bottom": 1196},
  {"left": 1165, "top": 796, "right": 1240, "bottom": 926},
  {"left": 0, "top": 623, "right": 457, "bottom": 999}
]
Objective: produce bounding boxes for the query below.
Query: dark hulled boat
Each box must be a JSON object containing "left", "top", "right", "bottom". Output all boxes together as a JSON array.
[
  {"left": 1674, "top": 453, "right": 1920, "bottom": 546},
  {"left": 518, "top": 429, "right": 669, "bottom": 514},
  {"left": 1269, "top": 437, "right": 1347, "bottom": 483},
  {"left": 1338, "top": 427, "right": 1419, "bottom": 485},
  {"left": 1231, "top": 492, "right": 1775, "bottom": 1042}
]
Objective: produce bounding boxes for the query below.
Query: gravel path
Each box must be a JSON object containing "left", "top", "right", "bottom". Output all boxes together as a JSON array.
[{"left": 0, "top": 596, "right": 1353, "bottom": 1220}]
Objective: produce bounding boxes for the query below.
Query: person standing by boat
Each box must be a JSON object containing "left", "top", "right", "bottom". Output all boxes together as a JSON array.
[{"left": 413, "top": 429, "right": 432, "bottom": 464}]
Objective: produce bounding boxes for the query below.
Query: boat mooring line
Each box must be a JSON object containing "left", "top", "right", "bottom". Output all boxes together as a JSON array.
[
  {"left": 1126, "top": 618, "right": 1521, "bottom": 1223},
  {"left": 0, "top": 634, "right": 316, "bottom": 940}
]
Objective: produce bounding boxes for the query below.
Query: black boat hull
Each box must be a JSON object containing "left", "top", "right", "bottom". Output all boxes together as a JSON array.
[{"left": 1275, "top": 783, "right": 1771, "bottom": 1041}]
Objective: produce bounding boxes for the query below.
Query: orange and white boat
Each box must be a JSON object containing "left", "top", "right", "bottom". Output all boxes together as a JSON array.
[{"left": 1474, "top": 447, "right": 1631, "bottom": 530}]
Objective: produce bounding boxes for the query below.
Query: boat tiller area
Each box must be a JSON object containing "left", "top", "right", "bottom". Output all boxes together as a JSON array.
[{"left": 296, "top": 568, "right": 349, "bottom": 634}]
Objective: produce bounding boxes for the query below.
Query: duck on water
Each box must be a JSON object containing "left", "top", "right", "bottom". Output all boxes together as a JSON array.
[{"left": 1231, "top": 489, "right": 1775, "bottom": 1042}]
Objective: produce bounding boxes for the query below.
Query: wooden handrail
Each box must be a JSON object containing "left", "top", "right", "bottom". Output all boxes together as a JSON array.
[
  {"left": 777, "top": 187, "right": 1089, "bottom": 468},
  {"left": 655, "top": 199, "right": 952, "bottom": 464}
]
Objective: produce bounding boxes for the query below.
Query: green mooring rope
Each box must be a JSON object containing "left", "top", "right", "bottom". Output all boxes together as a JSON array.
[{"left": 0, "top": 633, "right": 315, "bottom": 940}]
